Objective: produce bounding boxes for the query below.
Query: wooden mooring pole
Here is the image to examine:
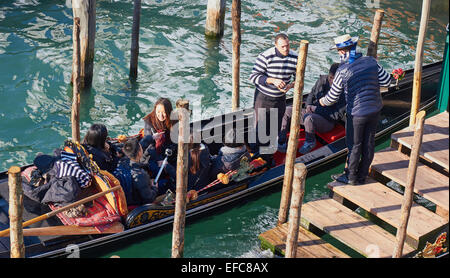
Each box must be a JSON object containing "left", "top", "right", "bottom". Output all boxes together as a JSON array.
[
  {"left": 205, "top": 0, "right": 226, "bottom": 38},
  {"left": 393, "top": 110, "right": 426, "bottom": 258},
  {"left": 277, "top": 40, "right": 309, "bottom": 225},
  {"left": 72, "top": 0, "right": 96, "bottom": 89},
  {"left": 171, "top": 99, "right": 190, "bottom": 258},
  {"left": 8, "top": 166, "right": 24, "bottom": 258},
  {"left": 410, "top": 0, "right": 431, "bottom": 127},
  {"left": 367, "top": 9, "right": 384, "bottom": 58},
  {"left": 129, "top": 0, "right": 141, "bottom": 81},
  {"left": 285, "top": 163, "right": 307, "bottom": 258},
  {"left": 71, "top": 17, "right": 81, "bottom": 143},
  {"left": 231, "top": 0, "right": 241, "bottom": 111}
]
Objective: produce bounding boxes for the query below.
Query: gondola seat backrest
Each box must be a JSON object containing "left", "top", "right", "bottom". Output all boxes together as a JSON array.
[{"left": 94, "top": 170, "right": 128, "bottom": 218}]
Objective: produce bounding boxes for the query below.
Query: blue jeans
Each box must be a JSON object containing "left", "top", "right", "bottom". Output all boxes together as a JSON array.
[{"left": 345, "top": 111, "right": 380, "bottom": 181}]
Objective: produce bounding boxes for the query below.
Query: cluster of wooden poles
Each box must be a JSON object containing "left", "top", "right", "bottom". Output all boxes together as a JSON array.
[{"left": 5, "top": 0, "right": 432, "bottom": 258}]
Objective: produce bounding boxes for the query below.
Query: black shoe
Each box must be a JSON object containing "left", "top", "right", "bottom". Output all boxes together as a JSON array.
[
  {"left": 333, "top": 173, "right": 357, "bottom": 185},
  {"left": 357, "top": 177, "right": 366, "bottom": 185}
]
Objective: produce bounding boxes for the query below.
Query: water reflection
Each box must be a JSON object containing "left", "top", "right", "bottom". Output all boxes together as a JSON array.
[{"left": 0, "top": 0, "right": 448, "bottom": 173}]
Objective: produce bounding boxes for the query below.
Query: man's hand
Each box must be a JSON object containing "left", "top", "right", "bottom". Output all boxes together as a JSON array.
[
  {"left": 318, "top": 97, "right": 329, "bottom": 107},
  {"left": 279, "top": 82, "right": 295, "bottom": 93},
  {"left": 305, "top": 105, "right": 316, "bottom": 114},
  {"left": 267, "top": 77, "right": 286, "bottom": 90},
  {"left": 150, "top": 179, "right": 158, "bottom": 188}
]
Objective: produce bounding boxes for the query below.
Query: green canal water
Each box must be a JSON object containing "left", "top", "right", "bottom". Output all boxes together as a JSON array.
[{"left": 0, "top": 0, "right": 448, "bottom": 258}]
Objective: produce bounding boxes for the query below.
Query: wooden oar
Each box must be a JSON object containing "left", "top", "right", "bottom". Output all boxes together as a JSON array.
[
  {"left": 0, "top": 186, "right": 120, "bottom": 237},
  {"left": 0, "top": 222, "right": 124, "bottom": 237}
]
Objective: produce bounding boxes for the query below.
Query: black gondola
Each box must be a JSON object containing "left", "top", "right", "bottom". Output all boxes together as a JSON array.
[{"left": 0, "top": 61, "right": 443, "bottom": 258}]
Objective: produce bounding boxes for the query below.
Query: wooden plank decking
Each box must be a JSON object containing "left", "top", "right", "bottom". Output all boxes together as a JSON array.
[
  {"left": 258, "top": 222, "right": 350, "bottom": 258},
  {"left": 391, "top": 111, "right": 449, "bottom": 173},
  {"left": 258, "top": 112, "right": 449, "bottom": 258},
  {"left": 371, "top": 147, "right": 449, "bottom": 220},
  {"left": 328, "top": 178, "right": 448, "bottom": 249},
  {"left": 300, "top": 198, "right": 415, "bottom": 257}
]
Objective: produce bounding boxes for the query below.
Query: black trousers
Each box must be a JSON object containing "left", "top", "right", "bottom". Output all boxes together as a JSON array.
[
  {"left": 252, "top": 89, "right": 286, "bottom": 154},
  {"left": 345, "top": 111, "right": 380, "bottom": 181}
]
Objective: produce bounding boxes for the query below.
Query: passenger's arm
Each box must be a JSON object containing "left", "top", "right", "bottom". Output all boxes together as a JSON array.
[
  {"left": 319, "top": 72, "right": 344, "bottom": 107},
  {"left": 377, "top": 63, "right": 392, "bottom": 87}
]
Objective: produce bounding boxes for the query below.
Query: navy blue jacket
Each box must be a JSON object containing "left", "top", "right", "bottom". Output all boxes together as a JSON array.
[
  {"left": 114, "top": 158, "right": 158, "bottom": 206},
  {"left": 338, "top": 56, "right": 382, "bottom": 117}
]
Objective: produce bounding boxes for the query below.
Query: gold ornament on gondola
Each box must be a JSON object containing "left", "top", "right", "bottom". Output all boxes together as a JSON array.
[{"left": 414, "top": 232, "right": 447, "bottom": 258}]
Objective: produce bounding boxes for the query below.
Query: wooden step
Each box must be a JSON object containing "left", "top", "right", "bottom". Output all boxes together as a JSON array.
[
  {"left": 371, "top": 148, "right": 449, "bottom": 220},
  {"left": 258, "top": 223, "right": 350, "bottom": 258},
  {"left": 391, "top": 111, "right": 449, "bottom": 173},
  {"left": 300, "top": 198, "right": 415, "bottom": 257},
  {"left": 328, "top": 178, "right": 448, "bottom": 249}
]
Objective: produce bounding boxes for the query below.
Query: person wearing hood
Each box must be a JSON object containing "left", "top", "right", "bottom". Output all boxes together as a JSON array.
[
  {"left": 319, "top": 34, "right": 391, "bottom": 185},
  {"left": 210, "top": 128, "right": 251, "bottom": 182}
]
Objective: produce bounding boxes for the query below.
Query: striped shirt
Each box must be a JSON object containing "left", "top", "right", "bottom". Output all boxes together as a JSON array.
[
  {"left": 320, "top": 62, "right": 391, "bottom": 106},
  {"left": 249, "top": 47, "right": 298, "bottom": 98},
  {"left": 55, "top": 151, "right": 92, "bottom": 188}
]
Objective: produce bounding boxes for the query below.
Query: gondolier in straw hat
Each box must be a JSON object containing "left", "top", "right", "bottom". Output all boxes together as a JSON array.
[{"left": 319, "top": 34, "right": 392, "bottom": 185}]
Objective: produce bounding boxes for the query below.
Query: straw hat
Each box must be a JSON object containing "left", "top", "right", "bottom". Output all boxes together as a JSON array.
[{"left": 330, "top": 34, "right": 359, "bottom": 50}]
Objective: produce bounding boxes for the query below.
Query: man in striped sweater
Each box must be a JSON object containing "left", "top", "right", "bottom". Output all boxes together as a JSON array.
[
  {"left": 319, "top": 34, "right": 391, "bottom": 185},
  {"left": 249, "top": 33, "right": 298, "bottom": 156}
]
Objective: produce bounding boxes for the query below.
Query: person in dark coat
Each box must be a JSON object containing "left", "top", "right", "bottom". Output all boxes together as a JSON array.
[
  {"left": 82, "top": 123, "right": 119, "bottom": 173},
  {"left": 187, "top": 139, "right": 212, "bottom": 192},
  {"left": 319, "top": 34, "right": 391, "bottom": 185},
  {"left": 278, "top": 63, "right": 346, "bottom": 154},
  {"left": 119, "top": 138, "right": 158, "bottom": 206}
]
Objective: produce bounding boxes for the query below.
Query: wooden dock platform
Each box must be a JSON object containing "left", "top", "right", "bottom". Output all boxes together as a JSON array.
[
  {"left": 391, "top": 111, "right": 449, "bottom": 174},
  {"left": 259, "top": 111, "right": 449, "bottom": 258},
  {"left": 259, "top": 223, "right": 350, "bottom": 258},
  {"left": 371, "top": 148, "right": 449, "bottom": 220}
]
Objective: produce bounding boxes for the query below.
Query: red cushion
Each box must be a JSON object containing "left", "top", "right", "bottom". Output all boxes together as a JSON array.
[
  {"left": 273, "top": 129, "right": 323, "bottom": 166},
  {"left": 316, "top": 124, "right": 345, "bottom": 144},
  {"left": 49, "top": 197, "right": 121, "bottom": 232}
]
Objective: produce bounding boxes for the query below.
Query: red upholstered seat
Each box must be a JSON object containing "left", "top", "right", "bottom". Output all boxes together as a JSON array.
[
  {"left": 316, "top": 124, "right": 345, "bottom": 144},
  {"left": 22, "top": 166, "right": 122, "bottom": 233},
  {"left": 49, "top": 197, "right": 121, "bottom": 232},
  {"left": 273, "top": 129, "right": 323, "bottom": 166}
]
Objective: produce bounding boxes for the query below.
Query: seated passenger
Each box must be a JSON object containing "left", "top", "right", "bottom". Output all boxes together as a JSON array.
[
  {"left": 138, "top": 136, "right": 176, "bottom": 196},
  {"left": 187, "top": 136, "right": 212, "bottom": 191},
  {"left": 119, "top": 138, "right": 158, "bottom": 206},
  {"left": 142, "top": 97, "right": 176, "bottom": 156},
  {"left": 210, "top": 128, "right": 251, "bottom": 181},
  {"left": 278, "top": 63, "right": 345, "bottom": 154},
  {"left": 82, "top": 123, "right": 119, "bottom": 173}
]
